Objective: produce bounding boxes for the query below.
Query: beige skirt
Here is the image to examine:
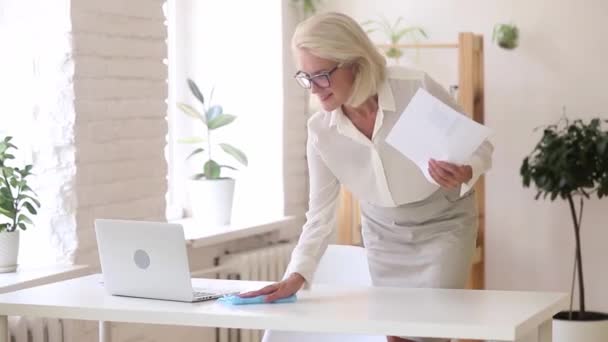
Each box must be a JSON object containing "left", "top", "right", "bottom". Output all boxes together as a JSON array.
[{"left": 360, "top": 188, "right": 478, "bottom": 342}]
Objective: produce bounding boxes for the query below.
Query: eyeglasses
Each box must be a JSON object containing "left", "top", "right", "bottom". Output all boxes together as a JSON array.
[{"left": 294, "top": 65, "right": 339, "bottom": 89}]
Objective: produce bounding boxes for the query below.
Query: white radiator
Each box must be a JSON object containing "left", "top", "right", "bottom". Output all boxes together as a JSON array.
[
  {"left": 193, "top": 242, "right": 295, "bottom": 342},
  {"left": 8, "top": 316, "right": 63, "bottom": 342}
]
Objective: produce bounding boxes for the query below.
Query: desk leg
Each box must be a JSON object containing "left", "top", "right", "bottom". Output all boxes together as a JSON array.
[
  {"left": 99, "top": 321, "right": 111, "bottom": 342},
  {"left": 538, "top": 319, "right": 552, "bottom": 342},
  {"left": 0, "top": 315, "right": 7, "bottom": 342}
]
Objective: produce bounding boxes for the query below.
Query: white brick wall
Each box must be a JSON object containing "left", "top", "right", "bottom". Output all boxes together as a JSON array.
[
  {"left": 71, "top": 0, "right": 168, "bottom": 266},
  {"left": 281, "top": 2, "right": 310, "bottom": 217},
  {"left": 68, "top": 0, "right": 170, "bottom": 340}
]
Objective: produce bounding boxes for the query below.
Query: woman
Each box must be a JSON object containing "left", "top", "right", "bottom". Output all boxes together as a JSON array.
[{"left": 240, "top": 12, "right": 493, "bottom": 342}]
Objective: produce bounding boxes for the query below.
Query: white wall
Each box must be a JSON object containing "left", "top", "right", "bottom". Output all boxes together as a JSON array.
[{"left": 324, "top": 0, "right": 608, "bottom": 312}]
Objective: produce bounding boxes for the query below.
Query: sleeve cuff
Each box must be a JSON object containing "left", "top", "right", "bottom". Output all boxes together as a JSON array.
[{"left": 283, "top": 262, "right": 316, "bottom": 289}]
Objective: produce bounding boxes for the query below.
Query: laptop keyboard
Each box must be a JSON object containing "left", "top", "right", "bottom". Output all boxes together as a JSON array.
[
  {"left": 193, "top": 290, "right": 219, "bottom": 301},
  {"left": 192, "top": 288, "right": 239, "bottom": 301}
]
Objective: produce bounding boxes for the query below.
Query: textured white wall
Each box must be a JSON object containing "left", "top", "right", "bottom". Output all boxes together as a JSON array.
[
  {"left": 68, "top": 0, "right": 172, "bottom": 340},
  {"left": 71, "top": 0, "right": 169, "bottom": 266},
  {"left": 324, "top": 0, "right": 608, "bottom": 312}
]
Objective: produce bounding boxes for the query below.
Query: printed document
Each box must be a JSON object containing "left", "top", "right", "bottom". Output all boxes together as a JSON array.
[{"left": 385, "top": 88, "right": 492, "bottom": 184}]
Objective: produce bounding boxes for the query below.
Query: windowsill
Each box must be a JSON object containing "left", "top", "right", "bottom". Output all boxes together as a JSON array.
[
  {"left": 0, "top": 264, "right": 93, "bottom": 294},
  {"left": 172, "top": 216, "right": 301, "bottom": 248}
]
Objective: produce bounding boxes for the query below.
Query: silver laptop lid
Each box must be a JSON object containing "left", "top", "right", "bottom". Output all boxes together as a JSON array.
[{"left": 95, "top": 219, "right": 194, "bottom": 302}]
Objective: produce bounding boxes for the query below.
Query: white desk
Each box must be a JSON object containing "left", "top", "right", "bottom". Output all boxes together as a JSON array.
[
  {"left": 0, "top": 264, "right": 91, "bottom": 294},
  {"left": 0, "top": 274, "right": 567, "bottom": 342}
]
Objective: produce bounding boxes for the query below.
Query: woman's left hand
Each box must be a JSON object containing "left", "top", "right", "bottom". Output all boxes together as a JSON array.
[{"left": 428, "top": 159, "right": 472, "bottom": 189}]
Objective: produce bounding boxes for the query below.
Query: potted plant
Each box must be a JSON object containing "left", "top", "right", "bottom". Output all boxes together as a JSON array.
[
  {"left": 492, "top": 23, "right": 519, "bottom": 50},
  {"left": 0, "top": 136, "right": 40, "bottom": 272},
  {"left": 363, "top": 16, "right": 428, "bottom": 65},
  {"left": 291, "top": 0, "right": 322, "bottom": 19},
  {"left": 177, "top": 79, "right": 248, "bottom": 226},
  {"left": 520, "top": 117, "right": 608, "bottom": 341}
]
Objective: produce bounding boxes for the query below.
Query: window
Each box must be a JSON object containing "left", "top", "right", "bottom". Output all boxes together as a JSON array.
[
  {"left": 166, "top": 0, "right": 284, "bottom": 222},
  {"left": 0, "top": 3, "right": 74, "bottom": 266}
]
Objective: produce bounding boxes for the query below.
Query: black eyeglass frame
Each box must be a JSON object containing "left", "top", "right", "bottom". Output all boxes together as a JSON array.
[{"left": 294, "top": 65, "right": 340, "bottom": 89}]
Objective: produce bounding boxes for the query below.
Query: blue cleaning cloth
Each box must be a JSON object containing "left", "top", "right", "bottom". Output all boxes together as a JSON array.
[{"left": 218, "top": 294, "right": 297, "bottom": 305}]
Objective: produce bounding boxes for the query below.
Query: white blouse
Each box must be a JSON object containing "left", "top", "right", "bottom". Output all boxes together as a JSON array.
[{"left": 284, "top": 66, "right": 494, "bottom": 283}]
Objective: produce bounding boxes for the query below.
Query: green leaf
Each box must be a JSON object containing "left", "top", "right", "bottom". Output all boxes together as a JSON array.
[
  {"left": 177, "top": 103, "right": 205, "bottom": 123},
  {"left": 394, "top": 27, "right": 425, "bottom": 41},
  {"left": 220, "top": 165, "right": 237, "bottom": 171},
  {"left": 0, "top": 223, "right": 9, "bottom": 233},
  {"left": 206, "top": 105, "right": 223, "bottom": 123},
  {"left": 18, "top": 223, "right": 27, "bottom": 231},
  {"left": 187, "top": 79, "right": 205, "bottom": 105},
  {"left": 208, "top": 86, "right": 216, "bottom": 106},
  {"left": 17, "top": 214, "right": 32, "bottom": 225},
  {"left": 207, "top": 114, "right": 236, "bottom": 130},
  {"left": 597, "top": 138, "right": 607, "bottom": 155},
  {"left": 193, "top": 173, "right": 206, "bottom": 180},
  {"left": 204, "top": 160, "right": 221, "bottom": 179},
  {"left": 177, "top": 137, "right": 206, "bottom": 144},
  {"left": 0, "top": 206, "right": 12, "bottom": 218},
  {"left": 219, "top": 143, "right": 248, "bottom": 166},
  {"left": 17, "top": 194, "right": 40, "bottom": 207},
  {"left": 23, "top": 202, "right": 37, "bottom": 215},
  {"left": 0, "top": 187, "right": 12, "bottom": 200},
  {"left": 186, "top": 148, "right": 205, "bottom": 160}
]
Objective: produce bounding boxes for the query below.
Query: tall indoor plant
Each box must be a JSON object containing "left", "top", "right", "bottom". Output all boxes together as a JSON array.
[
  {"left": 0, "top": 136, "right": 40, "bottom": 272},
  {"left": 178, "top": 79, "right": 247, "bottom": 226},
  {"left": 520, "top": 117, "right": 608, "bottom": 341}
]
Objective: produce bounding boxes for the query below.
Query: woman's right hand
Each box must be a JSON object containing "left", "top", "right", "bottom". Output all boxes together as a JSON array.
[{"left": 238, "top": 272, "right": 306, "bottom": 302}]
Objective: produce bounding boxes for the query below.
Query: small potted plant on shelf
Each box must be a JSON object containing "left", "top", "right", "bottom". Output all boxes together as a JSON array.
[
  {"left": 520, "top": 116, "right": 608, "bottom": 342},
  {"left": 363, "top": 16, "right": 428, "bottom": 65},
  {"left": 177, "top": 79, "right": 248, "bottom": 226},
  {"left": 291, "top": 0, "right": 323, "bottom": 19},
  {"left": 492, "top": 23, "right": 519, "bottom": 50},
  {"left": 0, "top": 136, "right": 40, "bottom": 272}
]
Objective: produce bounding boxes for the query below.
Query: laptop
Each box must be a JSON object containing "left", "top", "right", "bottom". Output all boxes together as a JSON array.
[{"left": 95, "top": 219, "right": 237, "bottom": 302}]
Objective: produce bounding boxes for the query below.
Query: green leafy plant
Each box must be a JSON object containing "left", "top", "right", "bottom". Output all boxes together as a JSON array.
[
  {"left": 177, "top": 79, "right": 248, "bottom": 180},
  {"left": 291, "top": 0, "right": 322, "bottom": 18},
  {"left": 0, "top": 136, "right": 40, "bottom": 233},
  {"left": 492, "top": 23, "right": 519, "bottom": 50},
  {"left": 520, "top": 116, "right": 608, "bottom": 319},
  {"left": 363, "top": 16, "right": 428, "bottom": 63}
]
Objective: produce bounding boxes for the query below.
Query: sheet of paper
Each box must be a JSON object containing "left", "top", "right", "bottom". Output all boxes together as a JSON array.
[{"left": 385, "top": 88, "right": 492, "bottom": 184}]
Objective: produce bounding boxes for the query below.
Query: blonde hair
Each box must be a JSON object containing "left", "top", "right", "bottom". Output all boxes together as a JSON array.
[{"left": 292, "top": 12, "right": 387, "bottom": 107}]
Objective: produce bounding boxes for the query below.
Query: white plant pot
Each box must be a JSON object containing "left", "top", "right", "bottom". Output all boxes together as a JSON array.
[
  {"left": 187, "top": 178, "right": 235, "bottom": 227},
  {"left": 0, "top": 230, "right": 19, "bottom": 273},
  {"left": 553, "top": 311, "right": 608, "bottom": 342}
]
